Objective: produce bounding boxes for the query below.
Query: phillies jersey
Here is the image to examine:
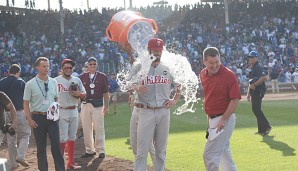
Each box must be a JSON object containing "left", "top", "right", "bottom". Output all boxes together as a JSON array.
[
  {"left": 135, "top": 63, "right": 177, "bottom": 107},
  {"left": 55, "top": 75, "right": 86, "bottom": 107}
]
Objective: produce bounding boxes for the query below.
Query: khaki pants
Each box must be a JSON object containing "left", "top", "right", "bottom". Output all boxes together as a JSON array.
[
  {"left": 15, "top": 110, "right": 31, "bottom": 161},
  {"left": 80, "top": 103, "right": 105, "bottom": 154},
  {"left": 0, "top": 130, "right": 18, "bottom": 170},
  {"left": 271, "top": 79, "right": 279, "bottom": 93}
]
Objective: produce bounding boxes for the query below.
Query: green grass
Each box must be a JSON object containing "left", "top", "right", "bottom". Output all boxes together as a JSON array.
[{"left": 105, "top": 99, "right": 298, "bottom": 171}]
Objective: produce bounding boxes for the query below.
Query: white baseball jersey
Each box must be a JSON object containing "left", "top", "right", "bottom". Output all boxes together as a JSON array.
[
  {"left": 55, "top": 76, "right": 86, "bottom": 107},
  {"left": 128, "top": 63, "right": 176, "bottom": 107}
]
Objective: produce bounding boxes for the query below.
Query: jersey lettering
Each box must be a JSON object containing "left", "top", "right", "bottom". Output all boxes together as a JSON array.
[
  {"left": 58, "top": 83, "right": 71, "bottom": 92},
  {"left": 145, "top": 75, "right": 169, "bottom": 85}
]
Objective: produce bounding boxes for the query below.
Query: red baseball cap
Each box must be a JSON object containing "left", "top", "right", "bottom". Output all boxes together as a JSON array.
[
  {"left": 61, "top": 58, "right": 76, "bottom": 67},
  {"left": 148, "top": 38, "right": 164, "bottom": 50}
]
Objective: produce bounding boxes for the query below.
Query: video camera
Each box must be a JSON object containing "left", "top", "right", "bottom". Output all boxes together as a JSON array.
[
  {"left": 70, "top": 82, "right": 78, "bottom": 91},
  {"left": 2, "top": 123, "right": 15, "bottom": 136}
]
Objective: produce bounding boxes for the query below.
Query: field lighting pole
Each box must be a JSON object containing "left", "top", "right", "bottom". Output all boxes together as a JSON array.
[
  {"left": 224, "top": 0, "right": 229, "bottom": 25},
  {"left": 87, "top": 0, "right": 90, "bottom": 9},
  {"left": 59, "top": 0, "right": 65, "bottom": 36},
  {"left": 124, "top": 0, "right": 126, "bottom": 9},
  {"left": 48, "top": 0, "right": 50, "bottom": 10},
  {"left": 129, "top": 0, "right": 132, "bottom": 8}
]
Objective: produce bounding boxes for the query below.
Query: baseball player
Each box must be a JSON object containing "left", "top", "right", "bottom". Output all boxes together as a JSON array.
[
  {"left": 129, "top": 92, "right": 156, "bottom": 164},
  {"left": 127, "top": 38, "right": 181, "bottom": 171},
  {"left": 125, "top": 59, "right": 156, "bottom": 165},
  {"left": 55, "top": 59, "right": 86, "bottom": 170}
]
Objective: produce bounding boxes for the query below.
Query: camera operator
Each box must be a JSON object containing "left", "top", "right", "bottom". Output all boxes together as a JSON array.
[
  {"left": 0, "top": 91, "right": 18, "bottom": 170},
  {"left": 0, "top": 64, "right": 31, "bottom": 167}
]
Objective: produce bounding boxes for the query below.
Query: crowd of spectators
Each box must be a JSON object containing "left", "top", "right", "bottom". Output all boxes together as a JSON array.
[{"left": 0, "top": 1, "right": 298, "bottom": 87}]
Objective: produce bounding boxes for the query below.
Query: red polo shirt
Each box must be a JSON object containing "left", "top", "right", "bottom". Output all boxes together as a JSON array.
[
  {"left": 200, "top": 65, "right": 241, "bottom": 116},
  {"left": 79, "top": 72, "right": 109, "bottom": 100}
]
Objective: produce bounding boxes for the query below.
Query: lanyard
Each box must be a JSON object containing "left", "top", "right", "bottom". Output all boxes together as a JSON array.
[
  {"left": 36, "top": 77, "right": 48, "bottom": 99},
  {"left": 89, "top": 72, "right": 98, "bottom": 85}
]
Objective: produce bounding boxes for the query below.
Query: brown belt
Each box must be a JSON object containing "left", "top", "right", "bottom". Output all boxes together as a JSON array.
[
  {"left": 209, "top": 114, "right": 223, "bottom": 119},
  {"left": 134, "top": 103, "right": 163, "bottom": 110},
  {"left": 32, "top": 111, "right": 47, "bottom": 115},
  {"left": 60, "top": 106, "right": 76, "bottom": 110}
]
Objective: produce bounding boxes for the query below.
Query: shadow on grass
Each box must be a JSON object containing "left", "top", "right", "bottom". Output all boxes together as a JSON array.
[
  {"left": 261, "top": 135, "right": 296, "bottom": 156},
  {"left": 80, "top": 157, "right": 104, "bottom": 170}
]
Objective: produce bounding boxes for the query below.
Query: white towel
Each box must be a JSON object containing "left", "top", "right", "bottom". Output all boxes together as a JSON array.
[{"left": 47, "top": 102, "right": 60, "bottom": 121}]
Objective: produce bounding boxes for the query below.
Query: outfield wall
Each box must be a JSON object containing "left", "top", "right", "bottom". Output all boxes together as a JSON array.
[
  {"left": 241, "top": 82, "right": 298, "bottom": 95},
  {"left": 117, "top": 82, "right": 298, "bottom": 103}
]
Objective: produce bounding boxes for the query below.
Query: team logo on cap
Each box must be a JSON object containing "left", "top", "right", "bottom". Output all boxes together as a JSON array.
[{"left": 157, "top": 40, "right": 161, "bottom": 46}]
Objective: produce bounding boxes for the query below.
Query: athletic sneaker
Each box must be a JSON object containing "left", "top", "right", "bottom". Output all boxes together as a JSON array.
[{"left": 67, "top": 162, "right": 81, "bottom": 170}]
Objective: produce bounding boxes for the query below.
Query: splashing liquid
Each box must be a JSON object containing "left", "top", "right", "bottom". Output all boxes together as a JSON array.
[{"left": 118, "top": 23, "right": 199, "bottom": 115}]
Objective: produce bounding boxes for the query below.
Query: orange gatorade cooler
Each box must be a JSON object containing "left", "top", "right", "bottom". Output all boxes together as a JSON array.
[{"left": 106, "top": 10, "right": 158, "bottom": 52}]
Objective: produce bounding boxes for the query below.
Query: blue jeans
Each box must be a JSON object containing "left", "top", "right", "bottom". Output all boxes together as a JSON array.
[{"left": 32, "top": 114, "right": 65, "bottom": 171}]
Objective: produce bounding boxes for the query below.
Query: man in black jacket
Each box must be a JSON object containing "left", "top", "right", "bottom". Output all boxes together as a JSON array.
[{"left": 246, "top": 51, "right": 272, "bottom": 136}]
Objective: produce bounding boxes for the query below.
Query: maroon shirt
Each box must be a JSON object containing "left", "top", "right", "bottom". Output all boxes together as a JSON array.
[
  {"left": 79, "top": 72, "right": 109, "bottom": 100},
  {"left": 200, "top": 65, "right": 241, "bottom": 116}
]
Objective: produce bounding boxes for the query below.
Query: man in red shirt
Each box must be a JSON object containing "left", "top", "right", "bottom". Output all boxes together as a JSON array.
[
  {"left": 79, "top": 57, "right": 109, "bottom": 159},
  {"left": 200, "top": 47, "right": 241, "bottom": 171}
]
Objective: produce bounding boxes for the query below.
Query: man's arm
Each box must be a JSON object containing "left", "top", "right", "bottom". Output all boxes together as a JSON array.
[
  {"left": 163, "top": 85, "right": 182, "bottom": 108},
  {"left": 246, "top": 87, "right": 251, "bottom": 102},
  {"left": 217, "top": 98, "right": 240, "bottom": 132},
  {"left": 6, "top": 102, "right": 17, "bottom": 130},
  {"left": 102, "top": 92, "right": 110, "bottom": 115},
  {"left": 24, "top": 100, "right": 38, "bottom": 128},
  {"left": 249, "top": 75, "right": 267, "bottom": 90},
  {"left": 70, "top": 88, "right": 86, "bottom": 99},
  {"left": 70, "top": 79, "right": 86, "bottom": 100}
]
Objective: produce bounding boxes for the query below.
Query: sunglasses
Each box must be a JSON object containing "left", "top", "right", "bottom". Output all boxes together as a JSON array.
[
  {"left": 63, "top": 67, "right": 73, "bottom": 70},
  {"left": 88, "top": 63, "right": 97, "bottom": 66},
  {"left": 44, "top": 83, "right": 49, "bottom": 92}
]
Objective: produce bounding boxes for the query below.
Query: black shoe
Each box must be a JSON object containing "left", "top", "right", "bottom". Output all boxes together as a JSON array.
[
  {"left": 98, "top": 153, "right": 105, "bottom": 159},
  {"left": 255, "top": 131, "right": 265, "bottom": 136},
  {"left": 264, "top": 126, "right": 272, "bottom": 136},
  {"left": 78, "top": 132, "right": 84, "bottom": 139},
  {"left": 81, "top": 152, "right": 96, "bottom": 158}
]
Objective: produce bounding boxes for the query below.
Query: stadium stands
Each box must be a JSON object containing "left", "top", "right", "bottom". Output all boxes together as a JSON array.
[{"left": 0, "top": 1, "right": 297, "bottom": 92}]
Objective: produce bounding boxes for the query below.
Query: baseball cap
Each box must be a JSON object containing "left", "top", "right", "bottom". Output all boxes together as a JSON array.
[
  {"left": 87, "top": 57, "right": 97, "bottom": 63},
  {"left": 148, "top": 38, "right": 164, "bottom": 50},
  {"left": 247, "top": 51, "right": 258, "bottom": 58},
  {"left": 61, "top": 58, "right": 76, "bottom": 67}
]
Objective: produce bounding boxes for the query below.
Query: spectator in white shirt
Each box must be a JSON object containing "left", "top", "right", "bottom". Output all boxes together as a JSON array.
[{"left": 292, "top": 68, "right": 298, "bottom": 82}]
